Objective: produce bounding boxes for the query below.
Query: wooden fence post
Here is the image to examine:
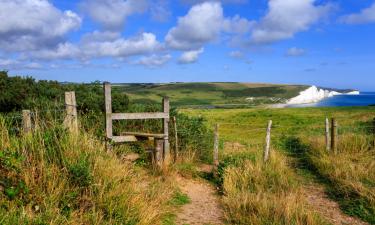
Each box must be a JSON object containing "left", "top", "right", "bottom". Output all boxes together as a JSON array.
[
  {"left": 154, "top": 139, "right": 164, "bottom": 169},
  {"left": 22, "top": 110, "right": 31, "bottom": 134},
  {"left": 172, "top": 116, "right": 178, "bottom": 162},
  {"left": 163, "top": 97, "right": 170, "bottom": 165},
  {"left": 325, "top": 118, "right": 330, "bottom": 151},
  {"left": 372, "top": 118, "right": 375, "bottom": 149},
  {"left": 64, "top": 91, "right": 78, "bottom": 132},
  {"left": 263, "top": 120, "right": 273, "bottom": 163},
  {"left": 331, "top": 118, "right": 337, "bottom": 154},
  {"left": 104, "top": 82, "right": 113, "bottom": 151},
  {"left": 213, "top": 124, "right": 219, "bottom": 175}
]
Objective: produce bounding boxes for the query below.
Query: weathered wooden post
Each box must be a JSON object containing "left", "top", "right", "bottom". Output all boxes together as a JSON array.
[
  {"left": 331, "top": 118, "right": 338, "bottom": 154},
  {"left": 163, "top": 97, "right": 170, "bottom": 165},
  {"left": 22, "top": 110, "right": 32, "bottom": 134},
  {"left": 64, "top": 91, "right": 78, "bottom": 132},
  {"left": 325, "top": 118, "right": 330, "bottom": 151},
  {"left": 213, "top": 124, "right": 219, "bottom": 175},
  {"left": 104, "top": 82, "right": 113, "bottom": 151},
  {"left": 372, "top": 118, "right": 375, "bottom": 149},
  {"left": 172, "top": 116, "right": 178, "bottom": 162},
  {"left": 154, "top": 139, "right": 164, "bottom": 168},
  {"left": 263, "top": 120, "right": 273, "bottom": 162}
]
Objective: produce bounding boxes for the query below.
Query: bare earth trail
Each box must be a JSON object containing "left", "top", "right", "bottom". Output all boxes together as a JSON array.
[
  {"left": 175, "top": 175, "right": 223, "bottom": 225},
  {"left": 302, "top": 184, "right": 369, "bottom": 225}
]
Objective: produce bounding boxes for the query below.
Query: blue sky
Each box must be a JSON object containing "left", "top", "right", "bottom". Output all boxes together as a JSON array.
[{"left": 0, "top": 0, "right": 374, "bottom": 91}]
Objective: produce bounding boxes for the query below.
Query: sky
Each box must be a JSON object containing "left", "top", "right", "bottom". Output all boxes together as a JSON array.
[{"left": 0, "top": 0, "right": 374, "bottom": 91}]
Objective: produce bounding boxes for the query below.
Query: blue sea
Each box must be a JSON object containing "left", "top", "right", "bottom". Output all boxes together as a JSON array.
[{"left": 288, "top": 92, "right": 375, "bottom": 108}]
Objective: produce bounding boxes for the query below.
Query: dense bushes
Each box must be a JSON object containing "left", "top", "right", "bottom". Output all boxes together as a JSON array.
[{"left": 0, "top": 71, "right": 129, "bottom": 113}]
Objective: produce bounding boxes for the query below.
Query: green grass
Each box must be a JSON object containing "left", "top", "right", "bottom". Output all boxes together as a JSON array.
[
  {"left": 114, "top": 82, "right": 308, "bottom": 107},
  {"left": 182, "top": 106, "right": 375, "bottom": 224}
]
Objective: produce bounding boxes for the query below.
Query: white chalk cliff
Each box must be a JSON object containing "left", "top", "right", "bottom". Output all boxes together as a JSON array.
[{"left": 287, "top": 86, "right": 360, "bottom": 105}]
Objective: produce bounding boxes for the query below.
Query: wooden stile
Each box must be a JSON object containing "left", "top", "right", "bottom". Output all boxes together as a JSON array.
[{"left": 263, "top": 120, "right": 273, "bottom": 162}]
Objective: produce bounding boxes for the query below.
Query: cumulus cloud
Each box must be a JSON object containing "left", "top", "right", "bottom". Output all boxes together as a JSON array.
[
  {"left": 340, "top": 2, "right": 375, "bottom": 24},
  {"left": 165, "top": 1, "right": 252, "bottom": 53},
  {"left": 22, "top": 31, "right": 162, "bottom": 62},
  {"left": 135, "top": 54, "right": 171, "bottom": 67},
  {"left": 0, "top": 0, "right": 81, "bottom": 52},
  {"left": 286, "top": 47, "right": 307, "bottom": 57},
  {"left": 251, "top": 0, "right": 333, "bottom": 44},
  {"left": 81, "top": 0, "right": 148, "bottom": 30},
  {"left": 81, "top": 32, "right": 162, "bottom": 59},
  {"left": 178, "top": 48, "right": 204, "bottom": 64},
  {"left": 165, "top": 2, "right": 224, "bottom": 50}
]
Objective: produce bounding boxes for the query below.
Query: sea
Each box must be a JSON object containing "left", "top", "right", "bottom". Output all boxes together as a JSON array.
[{"left": 288, "top": 92, "right": 375, "bottom": 108}]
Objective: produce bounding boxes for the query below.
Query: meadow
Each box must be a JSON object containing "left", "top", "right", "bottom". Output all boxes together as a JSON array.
[
  {"left": 2, "top": 71, "right": 375, "bottom": 224},
  {"left": 184, "top": 107, "right": 375, "bottom": 224}
]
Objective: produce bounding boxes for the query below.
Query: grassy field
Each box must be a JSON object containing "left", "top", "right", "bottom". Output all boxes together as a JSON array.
[
  {"left": 114, "top": 82, "right": 308, "bottom": 107},
  {"left": 183, "top": 106, "right": 375, "bottom": 224}
]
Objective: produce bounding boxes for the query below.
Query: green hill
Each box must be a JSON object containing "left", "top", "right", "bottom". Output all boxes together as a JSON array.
[{"left": 113, "top": 82, "right": 308, "bottom": 107}]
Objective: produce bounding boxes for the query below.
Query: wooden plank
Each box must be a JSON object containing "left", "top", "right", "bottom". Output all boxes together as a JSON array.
[
  {"left": 263, "top": 120, "right": 273, "bottom": 162},
  {"left": 22, "top": 110, "right": 31, "bottom": 134},
  {"left": 112, "top": 136, "right": 138, "bottom": 143},
  {"left": 112, "top": 112, "right": 169, "bottom": 120},
  {"left": 325, "top": 118, "right": 330, "bottom": 151},
  {"left": 154, "top": 139, "right": 164, "bottom": 168},
  {"left": 122, "top": 132, "right": 166, "bottom": 139},
  {"left": 163, "top": 97, "right": 170, "bottom": 165},
  {"left": 104, "top": 82, "right": 113, "bottom": 139}
]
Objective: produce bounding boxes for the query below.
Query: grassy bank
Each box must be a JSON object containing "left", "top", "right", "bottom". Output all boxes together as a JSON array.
[{"left": 0, "top": 117, "right": 178, "bottom": 224}]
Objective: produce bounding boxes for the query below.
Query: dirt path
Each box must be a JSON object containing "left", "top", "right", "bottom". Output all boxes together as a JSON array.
[
  {"left": 303, "top": 184, "right": 369, "bottom": 225},
  {"left": 175, "top": 176, "right": 223, "bottom": 225}
]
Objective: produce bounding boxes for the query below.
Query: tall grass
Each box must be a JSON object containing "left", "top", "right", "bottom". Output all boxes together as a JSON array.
[
  {"left": 307, "top": 134, "right": 375, "bottom": 223},
  {"left": 219, "top": 147, "right": 328, "bottom": 225},
  {"left": 0, "top": 116, "right": 176, "bottom": 224}
]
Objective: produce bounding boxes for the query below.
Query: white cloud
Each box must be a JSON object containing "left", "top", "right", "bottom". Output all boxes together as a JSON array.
[
  {"left": 178, "top": 48, "right": 204, "bottom": 64},
  {"left": 0, "top": 58, "right": 43, "bottom": 70},
  {"left": 222, "top": 15, "right": 255, "bottom": 34},
  {"left": 0, "top": 0, "right": 81, "bottom": 52},
  {"left": 340, "top": 2, "right": 375, "bottom": 24},
  {"left": 81, "top": 32, "right": 162, "bottom": 59},
  {"left": 135, "top": 54, "right": 171, "bottom": 67},
  {"left": 251, "top": 0, "right": 333, "bottom": 44},
  {"left": 286, "top": 47, "right": 307, "bottom": 56},
  {"left": 165, "top": 2, "right": 224, "bottom": 50},
  {"left": 22, "top": 31, "right": 162, "bottom": 62},
  {"left": 81, "top": 0, "right": 148, "bottom": 30},
  {"left": 165, "top": 1, "right": 252, "bottom": 51}
]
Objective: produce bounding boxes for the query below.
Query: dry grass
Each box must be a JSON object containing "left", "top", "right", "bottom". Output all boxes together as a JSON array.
[
  {"left": 0, "top": 117, "right": 176, "bottom": 224},
  {"left": 307, "top": 134, "right": 375, "bottom": 223},
  {"left": 221, "top": 148, "right": 328, "bottom": 225}
]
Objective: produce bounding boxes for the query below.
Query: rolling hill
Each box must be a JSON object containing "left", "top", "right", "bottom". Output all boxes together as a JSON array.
[{"left": 113, "top": 82, "right": 309, "bottom": 107}]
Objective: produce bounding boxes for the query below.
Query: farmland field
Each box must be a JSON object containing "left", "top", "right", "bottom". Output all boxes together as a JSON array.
[{"left": 114, "top": 82, "right": 308, "bottom": 107}]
